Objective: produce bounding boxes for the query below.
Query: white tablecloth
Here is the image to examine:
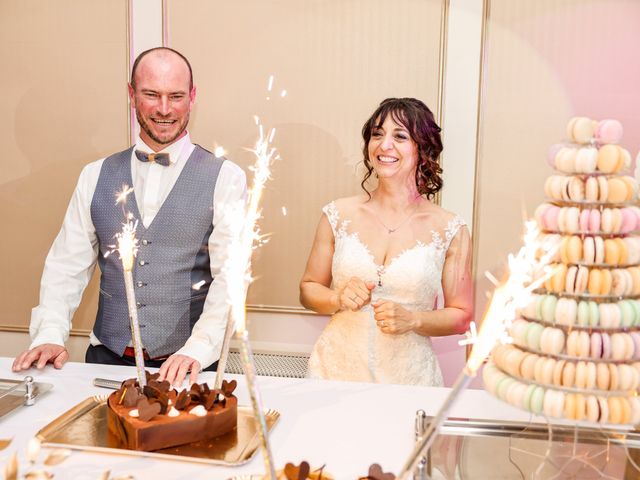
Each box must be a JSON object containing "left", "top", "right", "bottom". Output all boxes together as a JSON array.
[{"left": 0, "top": 358, "right": 532, "bottom": 479}]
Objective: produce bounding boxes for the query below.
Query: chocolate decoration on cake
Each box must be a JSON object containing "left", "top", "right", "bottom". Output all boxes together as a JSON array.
[
  {"left": 136, "top": 397, "right": 161, "bottom": 422},
  {"left": 174, "top": 389, "right": 191, "bottom": 410},
  {"left": 121, "top": 386, "right": 141, "bottom": 407},
  {"left": 222, "top": 379, "right": 238, "bottom": 396}
]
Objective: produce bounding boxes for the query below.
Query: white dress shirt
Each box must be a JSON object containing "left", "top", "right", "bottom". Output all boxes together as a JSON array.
[{"left": 29, "top": 133, "right": 247, "bottom": 369}]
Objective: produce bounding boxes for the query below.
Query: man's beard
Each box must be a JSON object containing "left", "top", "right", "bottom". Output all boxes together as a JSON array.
[{"left": 137, "top": 109, "right": 189, "bottom": 147}]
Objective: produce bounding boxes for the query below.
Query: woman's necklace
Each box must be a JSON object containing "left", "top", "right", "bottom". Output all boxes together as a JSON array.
[{"left": 374, "top": 203, "right": 419, "bottom": 234}]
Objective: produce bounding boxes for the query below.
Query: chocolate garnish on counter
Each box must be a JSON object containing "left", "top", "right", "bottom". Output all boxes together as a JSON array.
[
  {"left": 136, "top": 397, "right": 161, "bottom": 422},
  {"left": 284, "top": 461, "right": 311, "bottom": 480},
  {"left": 359, "top": 464, "right": 396, "bottom": 480}
]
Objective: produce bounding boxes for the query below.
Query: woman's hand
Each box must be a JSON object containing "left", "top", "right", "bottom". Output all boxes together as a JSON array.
[
  {"left": 372, "top": 299, "right": 417, "bottom": 334},
  {"left": 337, "top": 277, "right": 375, "bottom": 311}
]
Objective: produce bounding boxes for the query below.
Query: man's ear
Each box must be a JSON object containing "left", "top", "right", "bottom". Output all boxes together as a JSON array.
[
  {"left": 189, "top": 85, "right": 196, "bottom": 106},
  {"left": 128, "top": 83, "right": 135, "bottom": 105}
]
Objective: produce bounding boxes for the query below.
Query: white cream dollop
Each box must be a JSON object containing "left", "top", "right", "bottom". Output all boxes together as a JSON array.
[
  {"left": 129, "top": 409, "right": 139, "bottom": 418},
  {"left": 167, "top": 406, "right": 180, "bottom": 417},
  {"left": 188, "top": 405, "right": 207, "bottom": 417}
]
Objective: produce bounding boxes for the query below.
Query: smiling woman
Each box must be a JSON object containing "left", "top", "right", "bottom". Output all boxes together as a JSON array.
[{"left": 299, "top": 98, "right": 473, "bottom": 386}]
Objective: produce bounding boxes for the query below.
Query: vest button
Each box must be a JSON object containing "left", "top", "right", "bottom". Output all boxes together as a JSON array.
[
  {"left": 136, "top": 302, "right": 142, "bottom": 308},
  {"left": 139, "top": 260, "right": 146, "bottom": 266},
  {"left": 142, "top": 239, "right": 148, "bottom": 246},
  {"left": 136, "top": 281, "right": 144, "bottom": 287}
]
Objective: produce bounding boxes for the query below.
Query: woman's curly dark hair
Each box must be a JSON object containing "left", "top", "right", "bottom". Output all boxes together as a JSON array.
[{"left": 361, "top": 98, "right": 443, "bottom": 200}]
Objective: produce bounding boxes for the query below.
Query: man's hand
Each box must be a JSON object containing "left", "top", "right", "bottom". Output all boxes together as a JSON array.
[
  {"left": 12, "top": 344, "right": 68, "bottom": 372},
  {"left": 157, "top": 354, "right": 201, "bottom": 387}
]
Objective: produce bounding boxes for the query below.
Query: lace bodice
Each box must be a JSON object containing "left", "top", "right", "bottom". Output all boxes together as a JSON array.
[{"left": 308, "top": 201, "right": 466, "bottom": 386}]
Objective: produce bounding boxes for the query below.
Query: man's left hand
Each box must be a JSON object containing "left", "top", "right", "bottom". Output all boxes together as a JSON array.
[{"left": 158, "top": 354, "right": 201, "bottom": 387}]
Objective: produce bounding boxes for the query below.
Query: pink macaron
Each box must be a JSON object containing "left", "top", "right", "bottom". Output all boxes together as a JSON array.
[
  {"left": 601, "top": 332, "right": 611, "bottom": 359},
  {"left": 630, "top": 332, "right": 640, "bottom": 360},
  {"left": 579, "top": 210, "right": 591, "bottom": 232},
  {"left": 544, "top": 205, "right": 561, "bottom": 231},
  {"left": 595, "top": 119, "right": 623, "bottom": 144},
  {"left": 620, "top": 208, "right": 637, "bottom": 234},
  {"left": 588, "top": 209, "right": 601, "bottom": 233}
]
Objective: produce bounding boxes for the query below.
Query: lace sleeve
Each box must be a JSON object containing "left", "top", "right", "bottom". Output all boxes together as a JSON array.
[
  {"left": 322, "top": 201, "right": 340, "bottom": 237},
  {"left": 444, "top": 216, "right": 467, "bottom": 252}
]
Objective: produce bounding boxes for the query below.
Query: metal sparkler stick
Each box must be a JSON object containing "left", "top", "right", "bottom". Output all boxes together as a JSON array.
[
  {"left": 237, "top": 329, "right": 276, "bottom": 477},
  {"left": 115, "top": 188, "right": 146, "bottom": 387},
  {"left": 214, "top": 308, "right": 234, "bottom": 389}
]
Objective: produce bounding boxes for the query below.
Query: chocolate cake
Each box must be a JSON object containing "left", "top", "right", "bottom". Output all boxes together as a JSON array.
[{"left": 107, "top": 372, "right": 237, "bottom": 451}]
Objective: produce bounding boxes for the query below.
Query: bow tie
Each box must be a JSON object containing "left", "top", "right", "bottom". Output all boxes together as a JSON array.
[{"left": 135, "top": 150, "right": 171, "bottom": 166}]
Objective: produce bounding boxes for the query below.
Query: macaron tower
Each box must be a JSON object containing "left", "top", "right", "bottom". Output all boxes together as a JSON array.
[{"left": 484, "top": 117, "right": 640, "bottom": 425}]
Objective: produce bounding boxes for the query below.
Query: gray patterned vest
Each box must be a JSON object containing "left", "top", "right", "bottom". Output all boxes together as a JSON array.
[{"left": 90, "top": 145, "right": 223, "bottom": 358}]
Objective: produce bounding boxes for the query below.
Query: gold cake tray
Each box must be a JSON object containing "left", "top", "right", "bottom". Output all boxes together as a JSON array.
[
  {"left": 36, "top": 394, "right": 280, "bottom": 466},
  {"left": 0, "top": 378, "right": 53, "bottom": 419}
]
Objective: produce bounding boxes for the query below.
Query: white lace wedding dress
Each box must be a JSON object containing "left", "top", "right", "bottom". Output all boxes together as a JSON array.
[{"left": 307, "top": 201, "right": 466, "bottom": 386}]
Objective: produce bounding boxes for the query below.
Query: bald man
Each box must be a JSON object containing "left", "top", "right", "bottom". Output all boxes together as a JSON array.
[{"left": 12, "top": 48, "right": 246, "bottom": 386}]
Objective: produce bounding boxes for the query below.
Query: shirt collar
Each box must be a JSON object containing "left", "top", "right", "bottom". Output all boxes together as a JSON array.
[{"left": 134, "top": 132, "right": 193, "bottom": 165}]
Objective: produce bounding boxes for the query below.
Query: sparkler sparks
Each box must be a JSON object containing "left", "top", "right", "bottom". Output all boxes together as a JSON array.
[
  {"left": 224, "top": 116, "right": 279, "bottom": 332},
  {"left": 115, "top": 219, "right": 139, "bottom": 272},
  {"left": 457, "top": 321, "right": 477, "bottom": 347},
  {"left": 111, "top": 184, "right": 140, "bottom": 271},
  {"left": 465, "top": 219, "right": 556, "bottom": 374},
  {"left": 115, "top": 184, "right": 134, "bottom": 206}
]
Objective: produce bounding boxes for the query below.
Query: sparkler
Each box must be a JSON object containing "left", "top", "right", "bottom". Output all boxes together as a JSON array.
[
  {"left": 114, "top": 185, "right": 146, "bottom": 387},
  {"left": 397, "top": 220, "right": 557, "bottom": 479},
  {"left": 213, "top": 114, "right": 279, "bottom": 479}
]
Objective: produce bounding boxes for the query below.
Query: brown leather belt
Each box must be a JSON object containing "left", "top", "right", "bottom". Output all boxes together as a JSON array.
[{"left": 122, "top": 346, "right": 170, "bottom": 361}]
